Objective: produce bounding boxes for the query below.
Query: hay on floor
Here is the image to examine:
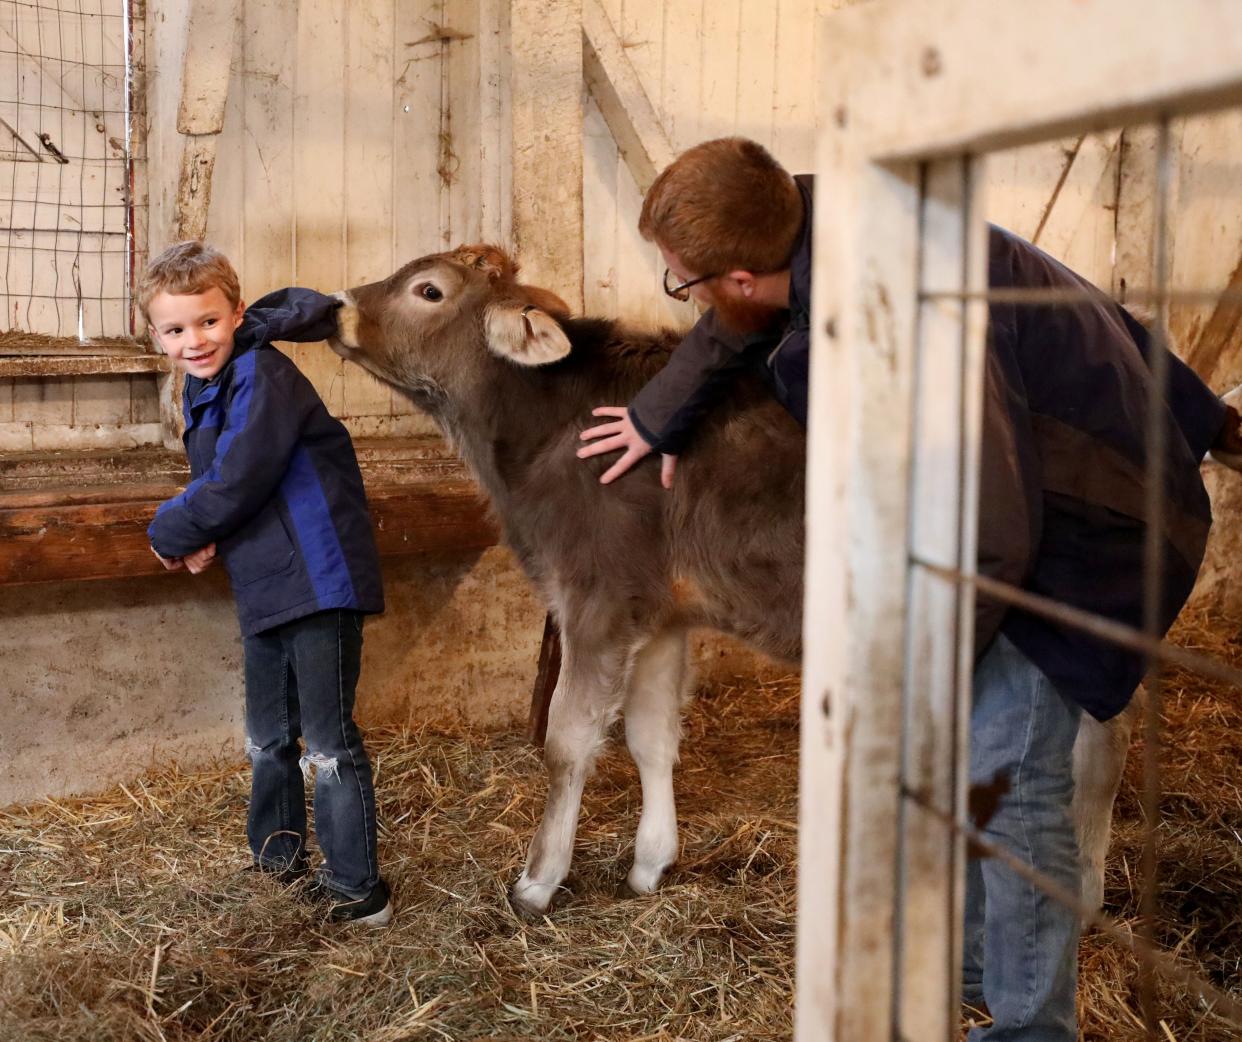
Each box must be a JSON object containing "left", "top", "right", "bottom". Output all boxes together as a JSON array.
[{"left": 1, "top": 613, "right": 1239, "bottom": 1042}]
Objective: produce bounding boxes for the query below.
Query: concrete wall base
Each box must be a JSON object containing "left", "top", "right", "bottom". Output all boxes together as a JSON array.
[{"left": 2, "top": 548, "right": 795, "bottom": 807}]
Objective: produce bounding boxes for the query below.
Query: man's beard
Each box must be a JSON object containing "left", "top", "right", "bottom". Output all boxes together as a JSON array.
[{"left": 710, "top": 290, "right": 785, "bottom": 336}]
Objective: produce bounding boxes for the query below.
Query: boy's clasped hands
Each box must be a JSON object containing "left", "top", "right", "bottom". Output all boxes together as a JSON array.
[{"left": 152, "top": 542, "right": 217, "bottom": 574}]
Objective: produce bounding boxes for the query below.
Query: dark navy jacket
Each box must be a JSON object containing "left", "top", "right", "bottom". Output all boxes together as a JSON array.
[
  {"left": 148, "top": 288, "right": 384, "bottom": 637},
  {"left": 628, "top": 179, "right": 1224, "bottom": 721}
]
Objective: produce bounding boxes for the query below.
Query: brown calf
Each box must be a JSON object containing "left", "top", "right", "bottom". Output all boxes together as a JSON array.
[{"left": 330, "top": 244, "right": 1131, "bottom": 919}]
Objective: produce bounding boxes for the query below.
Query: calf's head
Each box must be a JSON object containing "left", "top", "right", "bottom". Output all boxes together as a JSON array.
[{"left": 330, "top": 245, "right": 573, "bottom": 406}]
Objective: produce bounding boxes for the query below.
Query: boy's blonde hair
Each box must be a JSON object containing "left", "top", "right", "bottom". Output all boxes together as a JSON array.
[
  {"left": 139, "top": 241, "right": 241, "bottom": 321},
  {"left": 638, "top": 137, "right": 803, "bottom": 277}
]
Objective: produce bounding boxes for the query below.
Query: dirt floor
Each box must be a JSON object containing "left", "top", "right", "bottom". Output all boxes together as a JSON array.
[{"left": 1, "top": 613, "right": 1239, "bottom": 1042}]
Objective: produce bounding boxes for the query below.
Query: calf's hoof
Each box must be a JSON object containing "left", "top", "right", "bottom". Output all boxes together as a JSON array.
[
  {"left": 1080, "top": 869, "right": 1105, "bottom": 929},
  {"left": 510, "top": 875, "right": 560, "bottom": 921},
  {"left": 625, "top": 860, "right": 673, "bottom": 897}
]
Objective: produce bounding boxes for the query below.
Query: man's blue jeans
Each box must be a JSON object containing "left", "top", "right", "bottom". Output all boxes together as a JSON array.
[
  {"left": 243, "top": 609, "right": 380, "bottom": 898},
  {"left": 963, "top": 634, "right": 1082, "bottom": 1042}
]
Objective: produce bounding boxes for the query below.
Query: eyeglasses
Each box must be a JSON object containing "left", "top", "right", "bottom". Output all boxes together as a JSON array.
[{"left": 663, "top": 267, "right": 718, "bottom": 302}]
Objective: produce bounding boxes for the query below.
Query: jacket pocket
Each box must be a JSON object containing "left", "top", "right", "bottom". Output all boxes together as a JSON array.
[{"left": 220, "top": 501, "right": 296, "bottom": 586}]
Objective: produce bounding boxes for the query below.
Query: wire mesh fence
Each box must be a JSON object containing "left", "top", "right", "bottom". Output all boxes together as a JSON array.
[{"left": 0, "top": 0, "right": 145, "bottom": 345}]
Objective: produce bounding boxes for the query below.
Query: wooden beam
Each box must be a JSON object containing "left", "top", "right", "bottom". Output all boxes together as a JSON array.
[
  {"left": 0, "top": 461, "right": 499, "bottom": 586},
  {"left": 827, "top": 0, "right": 1242, "bottom": 161},
  {"left": 581, "top": 0, "right": 675, "bottom": 196},
  {"left": 511, "top": 0, "right": 584, "bottom": 310},
  {"left": 173, "top": 0, "right": 242, "bottom": 241}
]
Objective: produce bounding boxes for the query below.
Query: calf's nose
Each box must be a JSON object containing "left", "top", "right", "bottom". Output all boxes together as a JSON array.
[{"left": 330, "top": 290, "right": 361, "bottom": 353}]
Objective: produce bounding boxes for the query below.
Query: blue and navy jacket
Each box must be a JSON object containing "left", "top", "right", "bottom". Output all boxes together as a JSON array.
[
  {"left": 628, "top": 178, "right": 1224, "bottom": 721},
  {"left": 148, "top": 288, "right": 384, "bottom": 636}
]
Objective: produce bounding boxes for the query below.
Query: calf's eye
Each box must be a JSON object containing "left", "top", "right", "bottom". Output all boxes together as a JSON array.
[{"left": 420, "top": 283, "right": 443, "bottom": 302}]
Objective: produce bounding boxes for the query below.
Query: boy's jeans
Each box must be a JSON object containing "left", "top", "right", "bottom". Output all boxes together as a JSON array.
[
  {"left": 243, "top": 609, "right": 380, "bottom": 898},
  {"left": 962, "top": 634, "right": 1082, "bottom": 1042}
]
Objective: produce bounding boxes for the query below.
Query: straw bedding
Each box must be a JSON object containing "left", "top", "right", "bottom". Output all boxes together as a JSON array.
[{"left": 1, "top": 614, "right": 1238, "bottom": 1041}]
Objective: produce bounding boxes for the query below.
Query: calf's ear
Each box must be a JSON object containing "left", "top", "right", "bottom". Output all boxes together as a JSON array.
[{"left": 485, "top": 302, "right": 571, "bottom": 366}]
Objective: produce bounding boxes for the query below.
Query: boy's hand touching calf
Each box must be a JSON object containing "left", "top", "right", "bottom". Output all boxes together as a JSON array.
[{"left": 578, "top": 406, "right": 678, "bottom": 488}]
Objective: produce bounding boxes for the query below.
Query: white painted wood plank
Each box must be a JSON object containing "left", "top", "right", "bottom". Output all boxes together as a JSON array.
[
  {"left": 511, "top": 0, "right": 584, "bottom": 310},
  {"left": 825, "top": 0, "right": 1242, "bottom": 161},
  {"left": 798, "top": 147, "right": 924, "bottom": 1042},
  {"left": 391, "top": 0, "right": 448, "bottom": 418},
  {"left": 393, "top": 0, "right": 447, "bottom": 261},
  {"left": 772, "top": 0, "right": 817, "bottom": 170},
  {"left": 290, "top": 0, "right": 347, "bottom": 416},
  {"left": 477, "top": 0, "right": 509, "bottom": 245},
  {"left": 583, "top": 94, "right": 621, "bottom": 318},
  {"left": 341, "top": 0, "right": 399, "bottom": 421},
  {"left": 734, "top": 0, "right": 778, "bottom": 150},
  {"left": 238, "top": 0, "right": 295, "bottom": 293},
  {"left": 658, "top": 0, "right": 701, "bottom": 153},
  {"left": 899, "top": 155, "right": 987, "bottom": 1042},
  {"left": 698, "top": 0, "right": 740, "bottom": 139},
  {"left": 445, "top": 0, "right": 481, "bottom": 248}
]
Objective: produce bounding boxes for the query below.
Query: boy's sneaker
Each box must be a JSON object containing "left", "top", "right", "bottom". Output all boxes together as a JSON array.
[
  {"left": 1209, "top": 386, "right": 1242, "bottom": 471},
  {"left": 313, "top": 877, "right": 393, "bottom": 927}
]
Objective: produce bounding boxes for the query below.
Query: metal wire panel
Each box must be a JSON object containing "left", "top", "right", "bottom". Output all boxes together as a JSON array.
[{"left": 1, "top": 0, "right": 145, "bottom": 342}]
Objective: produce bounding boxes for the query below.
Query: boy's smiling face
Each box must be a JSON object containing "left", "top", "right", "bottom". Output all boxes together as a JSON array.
[{"left": 147, "top": 286, "right": 245, "bottom": 379}]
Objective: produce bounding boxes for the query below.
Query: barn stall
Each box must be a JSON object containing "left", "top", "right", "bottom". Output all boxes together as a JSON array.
[{"left": 1, "top": 1, "right": 1241, "bottom": 1040}]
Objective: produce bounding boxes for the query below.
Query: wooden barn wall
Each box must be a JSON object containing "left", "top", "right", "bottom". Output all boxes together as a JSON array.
[
  {"left": 582, "top": 0, "right": 840, "bottom": 330},
  {"left": 146, "top": 0, "right": 513, "bottom": 440}
]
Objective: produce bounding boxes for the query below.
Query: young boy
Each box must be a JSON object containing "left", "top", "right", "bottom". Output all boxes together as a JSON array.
[
  {"left": 578, "top": 137, "right": 1242, "bottom": 1040},
  {"left": 141, "top": 241, "right": 391, "bottom": 926}
]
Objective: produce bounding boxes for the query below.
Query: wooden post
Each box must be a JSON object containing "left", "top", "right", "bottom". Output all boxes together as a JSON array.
[
  {"left": 896, "top": 155, "right": 988, "bottom": 1042},
  {"left": 172, "top": 0, "right": 242, "bottom": 241},
  {"left": 510, "top": 0, "right": 584, "bottom": 310},
  {"left": 528, "top": 613, "right": 562, "bottom": 747},
  {"left": 796, "top": 142, "right": 924, "bottom": 1042}
]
